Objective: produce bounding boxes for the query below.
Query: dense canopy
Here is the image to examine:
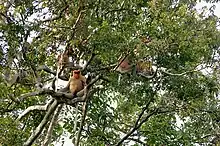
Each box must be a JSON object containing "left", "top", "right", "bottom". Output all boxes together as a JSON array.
[{"left": 1, "top": 0, "right": 220, "bottom": 145}]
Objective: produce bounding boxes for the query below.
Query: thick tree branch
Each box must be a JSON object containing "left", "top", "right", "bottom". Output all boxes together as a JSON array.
[
  {"left": 24, "top": 100, "right": 59, "bottom": 146},
  {"left": 17, "top": 89, "right": 56, "bottom": 102},
  {"left": 17, "top": 90, "right": 51, "bottom": 102},
  {"left": 17, "top": 75, "right": 102, "bottom": 105},
  {"left": 37, "top": 65, "right": 68, "bottom": 81},
  {"left": 75, "top": 88, "right": 89, "bottom": 146},
  {"left": 16, "top": 99, "right": 54, "bottom": 121},
  {"left": 43, "top": 104, "right": 63, "bottom": 146},
  {"left": 62, "top": 75, "right": 101, "bottom": 104},
  {"left": 17, "top": 89, "right": 75, "bottom": 102}
]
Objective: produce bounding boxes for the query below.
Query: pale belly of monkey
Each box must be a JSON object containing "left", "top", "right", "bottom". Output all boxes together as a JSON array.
[{"left": 69, "top": 79, "right": 84, "bottom": 94}]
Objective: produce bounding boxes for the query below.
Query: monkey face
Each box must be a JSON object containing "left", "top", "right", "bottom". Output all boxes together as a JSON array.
[{"left": 73, "top": 70, "right": 80, "bottom": 79}]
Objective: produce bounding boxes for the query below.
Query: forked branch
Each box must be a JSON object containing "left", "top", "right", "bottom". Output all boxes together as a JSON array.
[
  {"left": 24, "top": 100, "right": 59, "bottom": 146},
  {"left": 16, "top": 99, "right": 54, "bottom": 121},
  {"left": 42, "top": 104, "right": 63, "bottom": 146},
  {"left": 115, "top": 108, "right": 172, "bottom": 146}
]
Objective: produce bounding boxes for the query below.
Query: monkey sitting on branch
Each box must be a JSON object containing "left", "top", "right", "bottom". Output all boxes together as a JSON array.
[
  {"left": 114, "top": 55, "right": 134, "bottom": 74},
  {"left": 69, "top": 70, "right": 87, "bottom": 97},
  {"left": 136, "top": 58, "right": 154, "bottom": 76},
  {"left": 57, "top": 46, "right": 74, "bottom": 70},
  {"left": 55, "top": 70, "right": 87, "bottom": 99},
  {"left": 114, "top": 54, "right": 155, "bottom": 78}
]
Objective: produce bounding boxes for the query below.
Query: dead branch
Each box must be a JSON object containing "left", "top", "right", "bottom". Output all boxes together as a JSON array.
[
  {"left": 24, "top": 100, "right": 59, "bottom": 146},
  {"left": 43, "top": 104, "right": 63, "bottom": 146}
]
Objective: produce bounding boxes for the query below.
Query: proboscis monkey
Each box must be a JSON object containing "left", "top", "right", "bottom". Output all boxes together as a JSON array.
[
  {"left": 69, "top": 70, "right": 86, "bottom": 143},
  {"left": 115, "top": 55, "right": 133, "bottom": 73},
  {"left": 69, "top": 70, "right": 86, "bottom": 97},
  {"left": 57, "top": 52, "right": 69, "bottom": 69},
  {"left": 140, "top": 36, "right": 151, "bottom": 44},
  {"left": 136, "top": 59, "right": 153, "bottom": 75}
]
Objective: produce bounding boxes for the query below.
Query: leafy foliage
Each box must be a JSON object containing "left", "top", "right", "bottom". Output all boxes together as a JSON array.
[{"left": 1, "top": 0, "right": 220, "bottom": 145}]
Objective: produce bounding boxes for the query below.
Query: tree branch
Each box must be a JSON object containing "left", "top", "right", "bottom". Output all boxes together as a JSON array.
[
  {"left": 159, "top": 68, "right": 199, "bottom": 76},
  {"left": 82, "top": 53, "right": 96, "bottom": 72},
  {"left": 42, "top": 104, "right": 63, "bottom": 146},
  {"left": 63, "top": 75, "right": 101, "bottom": 105},
  {"left": 113, "top": 53, "right": 130, "bottom": 71},
  {"left": 72, "top": 10, "right": 85, "bottom": 30},
  {"left": 24, "top": 100, "right": 59, "bottom": 146},
  {"left": 37, "top": 65, "right": 68, "bottom": 81},
  {"left": 17, "top": 75, "right": 102, "bottom": 105},
  {"left": 89, "top": 63, "right": 117, "bottom": 72},
  {"left": 16, "top": 99, "right": 54, "bottom": 121},
  {"left": 38, "top": 64, "right": 83, "bottom": 80},
  {"left": 127, "top": 138, "right": 147, "bottom": 145},
  {"left": 137, "top": 68, "right": 158, "bottom": 79},
  {"left": 115, "top": 109, "right": 171, "bottom": 146},
  {"left": 75, "top": 88, "right": 89, "bottom": 146},
  {"left": 42, "top": 5, "right": 69, "bottom": 23}
]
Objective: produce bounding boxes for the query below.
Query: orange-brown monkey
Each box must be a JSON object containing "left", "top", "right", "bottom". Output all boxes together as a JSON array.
[
  {"left": 57, "top": 52, "right": 69, "bottom": 69},
  {"left": 140, "top": 36, "right": 151, "bottom": 44},
  {"left": 69, "top": 70, "right": 86, "bottom": 97},
  {"left": 136, "top": 59, "right": 153, "bottom": 75},
  {"left": 116, "top": 56, "right": 133, "bottom": 73}
]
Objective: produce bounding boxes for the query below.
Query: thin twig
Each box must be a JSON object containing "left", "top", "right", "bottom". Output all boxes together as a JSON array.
[
  {"left": 115, "top": 109, "right": 171, "bottom": 146},
  {"left": 73, "top": 10, "right": 85, "bottom": 30}
]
